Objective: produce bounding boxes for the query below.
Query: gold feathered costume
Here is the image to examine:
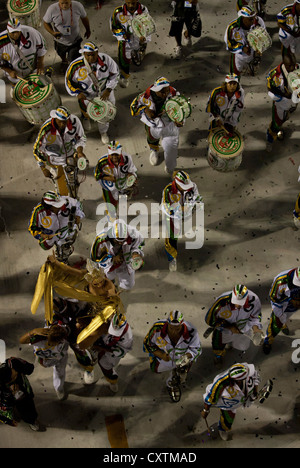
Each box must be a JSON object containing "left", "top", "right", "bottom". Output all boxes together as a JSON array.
[{"left": 31, "top": 259, "right": 123, "bottom": 345}]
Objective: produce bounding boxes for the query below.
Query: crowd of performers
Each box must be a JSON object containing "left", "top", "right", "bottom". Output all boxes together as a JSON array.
[{"left": 0, "top": 0, "right": 300, "bottom": 441}]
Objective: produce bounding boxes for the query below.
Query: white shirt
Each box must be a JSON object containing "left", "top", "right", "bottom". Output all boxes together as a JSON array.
[{"left": 0, "top": 25, "right": 47, "bottom": 81}]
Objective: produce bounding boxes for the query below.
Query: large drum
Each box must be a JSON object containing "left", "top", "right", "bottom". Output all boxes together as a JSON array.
[
  {"left": 287, "top": 70, "right": 300, "bottom": 104},
  {"left": 87, "top": 97, "right": 117, "bottom": 123},
  {"left": 131, "top": 13, "right": 156, "bottom": 38},
  {"left": 164, "top": 95, "right": 192, "bottom": 124},
  {"left": 7, "top": 0, "right": 41, "bottom": 29},
  {"left": 12, "top": 73, "right": 61, "bottom": 125},
  {"left": 207, "top": 128, "right": 244, "bottom": 172},
  {"left": 247, "top": 26, "right": 272, "bottom": 54}
]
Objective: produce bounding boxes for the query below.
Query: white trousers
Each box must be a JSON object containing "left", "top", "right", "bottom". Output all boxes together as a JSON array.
[
  {"left": 233, "top": 50, "right": 255, "bottom": 73},
  {"left": 105, "top": 263, "right": 135, "bottom": 290},
  {"left": 279, "top": 29, "right": 300, "bottom": 55},
  {"left": 150, "top": 122, "right": 179, "bottom": 172}
]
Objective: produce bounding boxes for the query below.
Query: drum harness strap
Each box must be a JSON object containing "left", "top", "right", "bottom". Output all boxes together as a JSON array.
[
  {"left": 10, "top": 39, "right": 34, "bottom": 74},
  {"left": 83, "top": 56, "right": 106, "bottom": 96}
]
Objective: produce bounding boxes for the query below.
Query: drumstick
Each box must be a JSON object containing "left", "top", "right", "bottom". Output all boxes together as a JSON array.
[
  {"left": 220, "top": 124, "right": 230, "bottom": 135},
  {"left": 39, "top": 231, "right": 63, "bottom": 244}
]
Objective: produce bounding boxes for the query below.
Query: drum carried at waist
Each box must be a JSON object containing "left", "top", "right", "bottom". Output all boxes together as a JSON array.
[
  {"left": 131, "top": 13, "right": 156, "bottom": 38},
  {"left": 7, "top": 0, "right": 41, "bottom": 29},
  {"left": 247, "top": 26, "right": 272, "bottom": 54},
  {"left": 287, "top": 70, "right": 300, "bottom": 104},
  {"left": 207, "top": 128, "right": 244, "bottom": 172},
  {"left": 164, "top": 95, "right": 192, "bottom": 124},
  {"left": 87, "top": 97, "right": 117, "bottom": 123},
  {"left": 12, "top": 73, "right": 61, "bottom": 125}
]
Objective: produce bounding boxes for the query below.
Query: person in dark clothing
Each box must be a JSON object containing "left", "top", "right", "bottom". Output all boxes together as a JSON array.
[{"left": 0, "top": 357, "right": 42, "bottom": 431}]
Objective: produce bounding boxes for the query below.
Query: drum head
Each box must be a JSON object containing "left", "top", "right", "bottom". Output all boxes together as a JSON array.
[
  {"left": 165, "top": 96, "right": 191, "bottom": 123},
  {"left": 131, "top": 13, "right": 155, "bottom": 38},
  {"left": 247, "top": 27, "right": 271, "bottom": 53},
  {"left": 208, "top": 128, "right": 244, "bottom": 159},
  {"left": 77, "top": 157, "right": 88, "bottom": 171},
  {"left": 126, "top": 174, "right": 137, "bottom": 187},
  {"left": 87, "top": 98, "right": 116, "bottom": 123},
  {"left": 130, "top": 255, "right": 143, "bottom": 270},
  {"left": 8, "top": 0, "right": 38, "bottom": 14},
  {"left": 13, "top": 73, "right": 52, "bottom": 108}
]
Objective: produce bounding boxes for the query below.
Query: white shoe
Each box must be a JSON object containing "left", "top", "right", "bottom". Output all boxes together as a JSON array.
[
  {"left": 149, "top": 150, "right": 159, "bottom": 165},
  {"left": 55, "top": 389, "right": 66, "bottom": 401},
  {"left": 169, "top": 258, "right": 177, "bottom": 272},
  {"left": 29, "top": 421, "right": 41, "bottom": 431},
  {"left": 119, "top": 76, "right": 129, "bottom": 88},
  {"left": 101, "top": 133, "right": 109, "bottom": 144},
  {"left": 219, "top": 430, "right": 230, "bottom": 441},
  {"left": 84, "top": 370, "right": 95, "bottom": 384},
  {"left": 109, "top": 381, "right": 118, "bottom": 393},
  {"left": 164, "top": 165, "right": 173, "bottom": 175},
  {"left": 175, "top": 46, "right": 182, "bottom": 59},
  {"left": 81, "top": 116, "right": 91, "bottom": 131},
  {"left": 293, "top": 215, "right": 300, "bottom": 229}
]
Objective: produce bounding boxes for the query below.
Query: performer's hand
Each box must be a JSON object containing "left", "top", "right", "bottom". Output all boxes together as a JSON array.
[
  {"left": 242, "top": 45, "right": 251, "bottom": 55},
  {"left": 41, "top": 167, "right": 52, "bottom": 178},
  {"left": 101, "top": 89, "right": 111, "bottom": 101},
  {"left": 52, "top": 31, "right": 62, "bottom": 39},
  {"left": 77, "top": 92, "right": 87, "bottom": 101}
]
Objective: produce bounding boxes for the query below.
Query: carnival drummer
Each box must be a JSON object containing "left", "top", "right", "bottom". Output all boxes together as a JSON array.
[
  {"left": 143, "top": 310, "right": 202, "bottom": 402},
  {"left": 205, "top": 284, "right": 263, "bottom": 366},
  {"left": 28, "top": 190, "right": 85, "bottom": 262},
  {"left": 224, "top": 5, "right": 267, "bottom": 76},
  {"left": 277, "top": 0, "right": 300, "bottom": 59},
  {"left": 90, "top": 219, "right": 144, "bottom": 291},
  {"left": 94, "top": 140, "right": 138, "bottom": 220},
  {"left": 110, "top": 0, "right": 152, "bottom": 88},
  {"left": 130, "top": 76, "right": 184, "bottom": 174},
  {"left": 0, "top": 18, "right": 47, "bottom": 84},
  {"left": 65, "top": 41, "right": 119, "bottom": 143},
  {"left": 265, "top": 54, "right": 299, "bottom": 153},
  {"left": 206, "top": 74, "right": 245, "bottom": 135},
  {"left": 161, "top": 170, "right": 202, "bottom": 272},
  {"left": 201, "top": 362, "right": 261, "bottom": 440},
  {"left": 33, "top": 105, "right": 88, "bottom": 196}
]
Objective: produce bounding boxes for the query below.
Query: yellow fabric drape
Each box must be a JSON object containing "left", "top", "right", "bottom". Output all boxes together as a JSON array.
[{"left": 31, "top": 261, "right": 122, "bottom": 327}]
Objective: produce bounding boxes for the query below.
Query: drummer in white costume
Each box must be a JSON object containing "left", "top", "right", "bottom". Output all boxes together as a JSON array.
[
  {"left": 33, "top": 105, "right": 88, "bottom": 196},
  {"left": 205, "top": 285, "right": 263, "bottom": 366},
  {"left": 65, "top": 41, "right": 119, "bottom": 144},
  {"left": 206, "top": 74, "right": 245, "bottom": 135},
  {"left": 19, "top": 324, "right": 70, "bottom": 401},
  {"left": 94, "top": 141, "right": 138, "bottom": 220},
  {"left": 78, "top": 311, "right": 133, "bottom": 393},
  {"left": 0, "top": 18, "right": 46, "bottom": 84},
  {"left": 277, "top": 1, "right": 300, "bottom": 59},
  {"left": 130, "top": 76, "right": 184, "bottom": 174},
  {"left": 90, "top": 219, "right": 144, "bottom": 291},
  {"left": 201, "top": 362, "right": 261, "bottom": 440},
  {"left": 110, "top": 0, "right": 152, "bottom": 88},
  {"left": 224, "top": 5, "right": 267, "bottom": 76}
]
